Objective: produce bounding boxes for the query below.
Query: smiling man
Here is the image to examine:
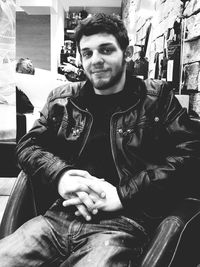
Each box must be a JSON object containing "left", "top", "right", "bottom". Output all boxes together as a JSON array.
[
  {"left": 0, "top": 13, "right": 200, "bottom": 267},
  {"left": 79, "top": 33, "right": 126, "bottom": 92}
]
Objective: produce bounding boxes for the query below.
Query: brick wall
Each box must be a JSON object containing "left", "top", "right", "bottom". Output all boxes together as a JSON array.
[
  {"left": 183, "top": 0, "right": 200, "bottom": 115},
  {"left": 122, "top": 0, "right": 200, "bottom": 117}
]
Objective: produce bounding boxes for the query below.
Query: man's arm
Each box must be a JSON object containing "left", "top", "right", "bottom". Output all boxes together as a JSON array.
[
  {"left": 118, "top": 85, "right": 200, "bottom": 212},
  {"left": 16, "top": 87, "right": 77, "bottom": 192},
  {"left": 16, "top": 82, "right": 85, "bottom": 186}
]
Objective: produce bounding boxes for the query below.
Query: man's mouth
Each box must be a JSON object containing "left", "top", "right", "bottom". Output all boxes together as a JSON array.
[{"left": 91, "top": 69, "right": 109, "bottom": 74}]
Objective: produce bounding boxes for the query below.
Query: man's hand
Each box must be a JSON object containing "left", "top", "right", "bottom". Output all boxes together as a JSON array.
[
  {"left": 58, "top": 169, "right": 106, "bottom": 220},
  {"left": 92, "top": 181, "right": 123, "bottom": 212},
  {"left": 58, "top": 169, "right": 106, "bottom": 198},
  {"left": 62, "top": 177, "right": 123, "bottom": 217}
]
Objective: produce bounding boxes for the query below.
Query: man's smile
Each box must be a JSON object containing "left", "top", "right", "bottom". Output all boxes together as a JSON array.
[{"left": 91, "top": 69, "right": 109, "bottom": 74}]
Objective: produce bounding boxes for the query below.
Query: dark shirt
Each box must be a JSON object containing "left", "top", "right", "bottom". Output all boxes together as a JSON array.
[{"left": 76, "top": 89, "right": 131, "bottom": 186}]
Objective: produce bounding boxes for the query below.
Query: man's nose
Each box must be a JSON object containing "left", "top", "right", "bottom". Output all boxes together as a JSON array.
[{"left": 91, "top": 51, "right": 104, "bottom": 65}]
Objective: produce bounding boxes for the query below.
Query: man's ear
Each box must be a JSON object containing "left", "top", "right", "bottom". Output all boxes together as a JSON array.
[{"left": 124, "top": 45, "right": 133, "bottom": 62}]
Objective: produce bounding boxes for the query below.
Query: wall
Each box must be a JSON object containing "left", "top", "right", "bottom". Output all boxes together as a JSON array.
[
  {"left": 183, "top": 0, "right": 200, "bottom": 116},
  {"left": 0, "top": 0, "right": 16, "bottom": 142},
  {"left": 122, "top": 0, "right": 200, "bottom": 117},
  {"left": 16, "top": 11, "right": 50, "bottom": 70}
]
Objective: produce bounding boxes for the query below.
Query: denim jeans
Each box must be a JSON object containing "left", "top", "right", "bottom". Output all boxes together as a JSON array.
[{"left": 0, "top": 199, "right": 149, "bottom": 267}]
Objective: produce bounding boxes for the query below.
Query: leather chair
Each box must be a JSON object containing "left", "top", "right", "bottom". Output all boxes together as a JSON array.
[
  {"left": 0, "top": 141, "right": 20, "bottom": 228},
  {"left": 0, "top": 142, "right": 20, "bottom": 177},
  {"left": 0, "top": 170, "right": 200, "bottom": 266}
]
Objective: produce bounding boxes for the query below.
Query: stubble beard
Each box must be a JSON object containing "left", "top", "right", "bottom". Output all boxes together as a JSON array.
[{"left": 87, "top": 60, "right": 126, "bottom": 90}]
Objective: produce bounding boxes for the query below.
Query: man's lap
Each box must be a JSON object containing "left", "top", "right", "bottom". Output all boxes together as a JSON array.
[
  {"left": 0, "top": 200, "right": 149, "bottom": 266},
  {"left": 0, "top": 215, "right": 63, "bottom": 266}
]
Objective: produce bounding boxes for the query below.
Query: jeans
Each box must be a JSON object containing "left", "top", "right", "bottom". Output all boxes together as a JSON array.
[{"left": 0, "top": 199, "right": 149, "bottom": 267}]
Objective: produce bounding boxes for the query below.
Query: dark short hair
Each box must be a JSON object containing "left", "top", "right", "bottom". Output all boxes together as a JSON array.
[{"left": 74, "top": 13, "right": 129, "bottom": 53}]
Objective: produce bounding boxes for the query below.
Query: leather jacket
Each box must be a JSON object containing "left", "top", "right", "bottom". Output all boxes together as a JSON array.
[{"left": 16, "top": 74, "right": 200, "bottom": 218}]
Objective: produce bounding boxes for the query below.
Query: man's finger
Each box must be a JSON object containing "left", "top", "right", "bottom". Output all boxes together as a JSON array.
[
  {"left": 84, "top": 180, "right": 106, "bottom": 199},
  {"left": 62, "top": 175, "right": 91, "bottom": 194},
  {"left": 89, "top": 192, "right": 99, "bottom": 202},
  {"left": 75, "top": 204, "right": 91, "bottom": 221},
  {"left": 77, "top": 192, "right": 96, "bottom": 213},
  {"left": 75, "top": 208, "right": 98, "bottom": 216},
  {"left": 62, "top": 197, "right": 81, "bottom": 207},
  {"left": 67, "top": 169, "right": 90, "bottom": 178},
  {"left": 67, "top": 169, "right": 104, "bottom": 181}
]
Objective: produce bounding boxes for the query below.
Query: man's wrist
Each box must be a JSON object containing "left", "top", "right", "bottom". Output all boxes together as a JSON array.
[{"left": 57, "top": 169, "right": 70, "bottom": 196}]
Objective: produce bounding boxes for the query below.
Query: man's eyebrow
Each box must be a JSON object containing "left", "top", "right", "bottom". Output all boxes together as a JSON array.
[
  {"left": 80, "top": 42, "right": 115, "bottom": 52},
  {"left": 99, "top": 43, "right": 115, "bottom": 47},
  {"left": 80, "top": 48, "right": 90, "bottom": 52}
]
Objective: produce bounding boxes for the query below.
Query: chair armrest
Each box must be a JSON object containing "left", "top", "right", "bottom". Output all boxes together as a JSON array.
[
  {"left": 140, "top": 198, "right": 200, "bottom": 267},
  {"left": 0, "top": 171, "right": 37, "bottom": 239},
  {"left": 0, "top": 142, "right": 19, "bottom": 177}
]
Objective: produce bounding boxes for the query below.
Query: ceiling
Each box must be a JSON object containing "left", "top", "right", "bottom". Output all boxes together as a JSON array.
[
  {"left": 62, "top": 0, "right": 122, "bottom": 16},
  {"left": 63, "top": 0, "right": 122, "bottom": 8},
  {"left": 16, "top": 0, "right": 122, "bottom": 15},
  {"left": 69, "top": 6, "right": 121, "bottom": 16}
]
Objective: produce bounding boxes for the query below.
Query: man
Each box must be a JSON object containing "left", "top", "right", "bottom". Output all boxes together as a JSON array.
[
  {"left": 16, "top": 57, "right": 35, "bottom": 75},
  {"left": 16, "top": 58, "right": 34, "bottom": 114},
  {"left": 16, "top": 57, "right": 35, "bottom": 141},
  {"left": 0, "top": 13, "right": 199, "bottom": 266}
]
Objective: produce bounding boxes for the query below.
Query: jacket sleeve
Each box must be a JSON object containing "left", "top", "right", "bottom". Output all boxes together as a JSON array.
[
  {"left": 16, "top": 90, "right": 74, "bottom": 189},
  {"left": 118, "top": 83, "right": 200, "bottom": 215}
]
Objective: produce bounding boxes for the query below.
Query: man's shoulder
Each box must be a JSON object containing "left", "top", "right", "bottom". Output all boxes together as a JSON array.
[
  {"left": 48, "top": 81, "right": 86, "bottom": 102},
  {"left": 144, "top": 78, "right": 171, "bottom": 97}
]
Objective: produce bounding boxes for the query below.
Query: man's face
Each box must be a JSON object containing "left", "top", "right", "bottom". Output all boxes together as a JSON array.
[{"left": 79, "top": 33, "right": 126, "bottom": 90}]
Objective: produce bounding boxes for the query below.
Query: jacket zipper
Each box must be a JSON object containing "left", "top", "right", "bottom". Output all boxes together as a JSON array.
[
  {"left": 110, "top": 112, "right": 120, "bottom": 178},
  {"left": 110, "top": 99, "right": 140, "bottom": 179},
  {"left": 69, "top": 99, "right": 93, "bottom": 158}
]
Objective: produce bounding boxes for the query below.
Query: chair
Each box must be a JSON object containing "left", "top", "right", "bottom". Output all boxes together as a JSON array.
[
  {"left": 0, "top": 141, "right": 20, "bottom": 228},
  {"left": 0, "top": 170, "right": 200, "bottom": 266}
]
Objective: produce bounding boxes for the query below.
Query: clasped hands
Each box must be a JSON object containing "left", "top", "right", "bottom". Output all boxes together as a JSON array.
[{"left": 58, "top": 169, "right": 122, "bottom": 221}]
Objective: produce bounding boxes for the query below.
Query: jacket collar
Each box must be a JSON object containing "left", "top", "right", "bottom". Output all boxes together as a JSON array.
[{"left": 72, "top": 73, "right": 146, "bottom": 111}]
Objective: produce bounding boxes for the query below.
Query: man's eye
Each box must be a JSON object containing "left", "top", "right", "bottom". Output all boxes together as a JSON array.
[
  {"left": 100, "top": 47, "right": 113, "bottom": 54},
  {"left": 82, "top": 51, "right": 92, "bottom": 58}
]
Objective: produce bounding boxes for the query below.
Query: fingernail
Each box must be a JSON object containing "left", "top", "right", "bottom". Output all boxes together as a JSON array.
[
  {"left": 101, "top": 192, "right": 106, "bottom": 198},
  {"left": 92, "top": 209, "right": 98, "bottom": 215},
  {"left": 86, "top": 215, "right": 91, "bottom": 221}
]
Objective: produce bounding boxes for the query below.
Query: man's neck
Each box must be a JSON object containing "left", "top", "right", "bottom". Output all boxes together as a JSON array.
[{"left": 93, "top": 69, "right": 126, "bottom": 95}]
